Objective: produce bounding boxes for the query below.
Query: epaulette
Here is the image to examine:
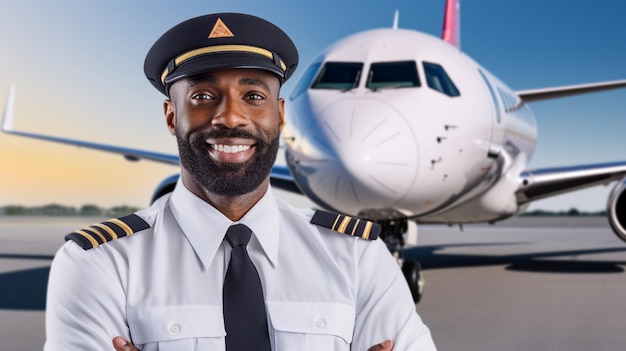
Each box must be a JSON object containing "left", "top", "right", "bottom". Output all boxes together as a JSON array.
[
  {"left": 310, "top": 210, "right": 379, "bottom": 240},
  {"left": 65, "top": 214, "right": 150, "bottom": 250}
]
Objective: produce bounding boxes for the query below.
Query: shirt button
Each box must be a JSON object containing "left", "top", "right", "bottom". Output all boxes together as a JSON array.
[
  {"left": 314, "top": 318, "right": 326, "bottom": 328},
  {"left": 168, "top": 323, "right": 181, "bottom": 334}
]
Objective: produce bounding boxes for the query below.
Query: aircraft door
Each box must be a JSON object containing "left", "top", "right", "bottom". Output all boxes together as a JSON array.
[{"left": 477, "top": 69, "right": 504, "bottom": 153}]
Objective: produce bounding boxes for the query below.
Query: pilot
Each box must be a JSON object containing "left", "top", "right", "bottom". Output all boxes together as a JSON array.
[{"left": 44, "top": 13, "right": 436, "bottom": 351}]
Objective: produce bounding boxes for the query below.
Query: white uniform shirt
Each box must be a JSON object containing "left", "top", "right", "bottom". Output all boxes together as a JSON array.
[{"left": 45, "top": 181, "right": 436, "bottom": 350}]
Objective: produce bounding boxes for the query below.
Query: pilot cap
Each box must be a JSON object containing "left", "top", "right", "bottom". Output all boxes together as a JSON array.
[{"left": 144, "top": 13, "right": 299, "bottom": 96}]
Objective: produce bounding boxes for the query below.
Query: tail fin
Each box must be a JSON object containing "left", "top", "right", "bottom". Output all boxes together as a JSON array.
[
  {"left": 393, "top": 10, "right": 399, "bottom": 29},
  {"left": 441, "top": 0, "right": 460, "bottom": 48},
  {"left": 2, "top": 85, "right": 15, "bottom": 132}
]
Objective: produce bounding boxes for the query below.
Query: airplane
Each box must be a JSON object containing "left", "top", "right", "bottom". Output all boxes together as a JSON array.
[{"left": 3, "top": 0, "right": 626, "bottom": 303}]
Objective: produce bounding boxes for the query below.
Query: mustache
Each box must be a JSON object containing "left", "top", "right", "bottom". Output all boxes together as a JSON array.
[{"left": 196, "top": 128, "right": 262, "bottom": 143}]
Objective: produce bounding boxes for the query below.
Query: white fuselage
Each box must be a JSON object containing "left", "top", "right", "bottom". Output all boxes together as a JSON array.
[{"left": 284, "top": 29, "right": 537, "bottom": 223}]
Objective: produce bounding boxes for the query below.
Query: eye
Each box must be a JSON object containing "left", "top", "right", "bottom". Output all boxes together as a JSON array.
[
  {"left": 246, "top": 93, "right": 265, "bottom": 101},
  {"left": 192, "top": 93, "right": 213, "bottom": 100}
]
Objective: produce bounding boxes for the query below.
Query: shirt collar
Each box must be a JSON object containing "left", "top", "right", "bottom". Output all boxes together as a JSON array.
[{"left": 169, "top": 178, "right": 279, "bottom": 270}]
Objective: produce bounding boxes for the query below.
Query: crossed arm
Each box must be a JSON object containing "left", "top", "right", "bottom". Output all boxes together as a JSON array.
[{"left": 112, "top": 336, "right": 394, "bottom": 351}]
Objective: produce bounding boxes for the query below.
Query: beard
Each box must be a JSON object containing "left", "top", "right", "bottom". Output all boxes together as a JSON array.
[{"left": 177, "top": 127, "right": 280, "bottom": 197}]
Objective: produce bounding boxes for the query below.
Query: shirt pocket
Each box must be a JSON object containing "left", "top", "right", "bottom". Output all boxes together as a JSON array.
[
  {"left": 267, "top": 301, "right": 355, "bottom": 351},
  {"left": 127, "top": 305, "right": 225, "bottom": 351}
]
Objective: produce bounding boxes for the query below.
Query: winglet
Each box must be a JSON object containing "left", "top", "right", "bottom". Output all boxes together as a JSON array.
[
  {"left": 2, "top": 85, "right": 15, "bottom": 132},
  {"left": 393, "top": 10, "right": 399, "bottom": 30},
  {"left": 441, "top": 0, "right": 460, "bottom": 48}
]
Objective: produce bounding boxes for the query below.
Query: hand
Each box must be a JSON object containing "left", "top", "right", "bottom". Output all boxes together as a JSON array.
[
  {"left": 368, "top": 339, "right": 394, "bottom": 351},
  {"left": 112, "top": 336, "right": 140, "bottom": 351}
]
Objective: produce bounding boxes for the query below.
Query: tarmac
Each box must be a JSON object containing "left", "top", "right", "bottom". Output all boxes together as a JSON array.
[{"left": 1, "top": 215, "right": 625, "bottom": 351}]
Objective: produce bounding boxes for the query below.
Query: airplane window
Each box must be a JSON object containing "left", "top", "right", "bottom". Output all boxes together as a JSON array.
[
  {"left": 290, "top": 62, "right": 321, "bottom": 100},
  {"left": 423, "top": 62, "right": 460, "bottom": 97},
  {"left": 366, "top": 61, "right": 420, "bottom": 90},
  {"left": 311, "top": 62, "right": 363, "bottom": 90}
]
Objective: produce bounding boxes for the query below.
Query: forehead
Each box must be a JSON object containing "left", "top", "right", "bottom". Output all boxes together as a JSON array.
[{"left": 174, "top": 68, "right": 280, "bottom": 90}]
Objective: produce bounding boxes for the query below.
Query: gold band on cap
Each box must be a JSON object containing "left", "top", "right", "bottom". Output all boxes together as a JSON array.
[{"left": 160, "top": 44, "right": 287, "bottom": 84}]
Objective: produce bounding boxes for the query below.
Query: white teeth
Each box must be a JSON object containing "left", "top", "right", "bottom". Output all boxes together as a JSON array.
[{"left": 212, "top": 144, "right": 251, "bottom": 153}]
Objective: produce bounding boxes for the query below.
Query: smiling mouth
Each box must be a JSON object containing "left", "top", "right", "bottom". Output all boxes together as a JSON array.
[{"left": 210, "top": 144, "right": 252, "bottom": 153}]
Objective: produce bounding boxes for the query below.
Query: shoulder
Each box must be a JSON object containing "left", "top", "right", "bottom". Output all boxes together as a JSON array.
[
  {"left": 65, "top": 213, "right": 152, "bottom": 250},
  {"left": 64, "top": 199, "right": 164, "bottom": 250},
  {"left": 275, "top": 199, "right": 379, "bottom": 241},
  {"left": 309, "top": 210, "right": 380, "bottom": 240}
]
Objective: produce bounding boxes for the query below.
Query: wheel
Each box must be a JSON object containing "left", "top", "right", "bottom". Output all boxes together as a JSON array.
[{"left": 402, "top": 259, "right": 423, "bottom": 303}]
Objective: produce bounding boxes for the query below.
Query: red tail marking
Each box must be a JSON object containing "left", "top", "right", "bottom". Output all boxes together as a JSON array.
[{"left": 441, "top": 0, "right": 460, "bottom": 48}]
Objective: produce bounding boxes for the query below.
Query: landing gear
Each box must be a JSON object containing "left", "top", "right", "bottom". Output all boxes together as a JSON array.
[
  {"left": 402, "top": 259, "right": 423, "bottom": 303},
  {"left": 358, "top": 209, "right": 424, "bottom": 303},
  {"left": 376, "top": 216, "right": 424, "bottom": 304}
]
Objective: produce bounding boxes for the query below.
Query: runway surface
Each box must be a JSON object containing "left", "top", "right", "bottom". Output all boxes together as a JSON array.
[{"left": 1, "top": 215, "right": 625, "bottom": 350}]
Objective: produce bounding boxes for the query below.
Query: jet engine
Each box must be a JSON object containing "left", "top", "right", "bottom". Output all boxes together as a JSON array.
[{"left": 607, "top": 176, "right": 626, "bottom": 242}]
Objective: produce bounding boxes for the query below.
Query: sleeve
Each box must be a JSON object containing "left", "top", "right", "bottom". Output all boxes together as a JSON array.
[
  {"left": 351, "top": 239, "right": 437, "bottom": 351},
  {"left": 44, "top": 242, "right": 131, "bottom": 351}
]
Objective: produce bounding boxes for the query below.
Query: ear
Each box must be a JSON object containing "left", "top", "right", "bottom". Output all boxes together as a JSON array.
[
  {"left": 164, "top": 99, "right": 176, "bottom": 135},
  {"left": 277, "top": 98, "right": 285, "bottom": 131}
]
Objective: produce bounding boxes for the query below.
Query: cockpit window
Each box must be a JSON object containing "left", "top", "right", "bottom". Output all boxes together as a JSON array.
[
  {"left": 311, "top": 62, "right": 363, "bottom": 90},
  {"left": 290, "top": 62, "right": 321, "bottom": 100},
  {"left": 366, "top": 61, "right": 420, "bottom": 90},
  {"left": 423, "top": 62, "right": 460, "bottom": 97}
]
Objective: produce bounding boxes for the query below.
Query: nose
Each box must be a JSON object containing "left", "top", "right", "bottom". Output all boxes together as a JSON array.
[
  {"left": 211, "top": 97, "right": 248, "bottom": 129},
  {"left": 302, "top": 98, "right": 419, "bottom": 215}
]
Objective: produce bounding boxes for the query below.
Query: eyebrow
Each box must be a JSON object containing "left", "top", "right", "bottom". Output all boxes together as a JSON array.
[
  {"left": 238, "top": 77, "right": 270, "bottom": 90},
  {"left": 187, "top": 75, "right": 218, "bottom": 86},
  {"left": 186, "top": 74, "right": 270, "bottom": 91}
]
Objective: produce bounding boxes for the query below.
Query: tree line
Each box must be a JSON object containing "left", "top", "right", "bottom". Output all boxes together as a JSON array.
[
  {"left": 0, "top": 204, "right": 140, "bottom": 217},
  {"left": 521, "top": 208, "right": 606, "bottom": 217},
  {"left": 0, "top": 204, "right": 605, "bottom": 217}
]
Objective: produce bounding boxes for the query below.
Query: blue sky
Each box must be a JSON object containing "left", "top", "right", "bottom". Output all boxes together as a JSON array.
[{"left": 0, "top": 0, "right": 625, "bottom": 212}]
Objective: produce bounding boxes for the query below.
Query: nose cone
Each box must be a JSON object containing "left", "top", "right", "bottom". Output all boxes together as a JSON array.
[{"left": 302, "top": 98, "right": 419, "bottom": 215}]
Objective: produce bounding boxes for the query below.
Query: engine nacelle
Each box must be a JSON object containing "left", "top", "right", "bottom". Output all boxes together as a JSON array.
[
  {"left": 607, "top": 176, "right": 626, "bottom": 242},
  {"left": 151, "top": 174, "right": 180, "bottom": 204}
]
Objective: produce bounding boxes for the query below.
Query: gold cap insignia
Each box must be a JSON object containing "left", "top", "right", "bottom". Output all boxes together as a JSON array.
[{"left": 208, "top": 18, "right": 234, "bottom": 39}]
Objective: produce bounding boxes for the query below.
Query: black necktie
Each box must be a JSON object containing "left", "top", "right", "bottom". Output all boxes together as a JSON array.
[{"left": 223, "top": 224, "right": 271, "bottom": 351}]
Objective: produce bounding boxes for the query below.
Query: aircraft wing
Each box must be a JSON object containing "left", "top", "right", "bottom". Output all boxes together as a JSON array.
[
  {"left": 4, "top": 86, "right": 300, "bottom": 192},
  {"left": 515, "top": 79, "right": 626, "bottom": 204},
  {"left": 517, "top": 79, "right": 626, "bottom": 103},
  {"left": 517, "top": 161, "right": 626, "bottom": 204},
  {"left": 2, "top": 86, "right": 179, "bottom": 165}
]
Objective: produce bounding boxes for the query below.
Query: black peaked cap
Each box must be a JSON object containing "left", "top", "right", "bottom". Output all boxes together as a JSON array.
[{"left": 144, "top": 13, "right": 299, "bottom": 96}]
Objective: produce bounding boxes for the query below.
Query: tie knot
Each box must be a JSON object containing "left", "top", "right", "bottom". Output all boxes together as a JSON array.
[{"left": 225, "top": 224, "right": 252, "bottom": 248}]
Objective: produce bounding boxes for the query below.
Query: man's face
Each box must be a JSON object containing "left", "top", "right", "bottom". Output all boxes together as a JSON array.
[{"left": 165, "top": 69, "right": 284, "bottom": 197}]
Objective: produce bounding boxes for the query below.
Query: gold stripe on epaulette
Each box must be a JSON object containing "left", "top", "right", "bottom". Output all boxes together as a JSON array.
[
  {"left": 75, "top": 229, "right": 100, "bottom": 248},
  {"left": 351, "top": 219, "right": 361, "bottom": 236},
  {"left": 331, "top": 215, "right": 341, "bottom": 231},
  {"left": 337, "top": 216, "right": 351, "bottom": 233},
  {"left": 310, "top": 210, "right": 378, "bottom": 241},
  {"left": 91, "top": 223, "right": 118, "bottom": 240},
  {"left": 65, "top": 214, "right": 150, "bottom": 250},
  {"left": 362, "top": 221, "right": 374, "bottom": 240},
  {"left": 86, "top": 228, "right": 107, "bottom": 244},
  {"left": 109, "top": 218, "right": 133, "bottom": 236}
]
